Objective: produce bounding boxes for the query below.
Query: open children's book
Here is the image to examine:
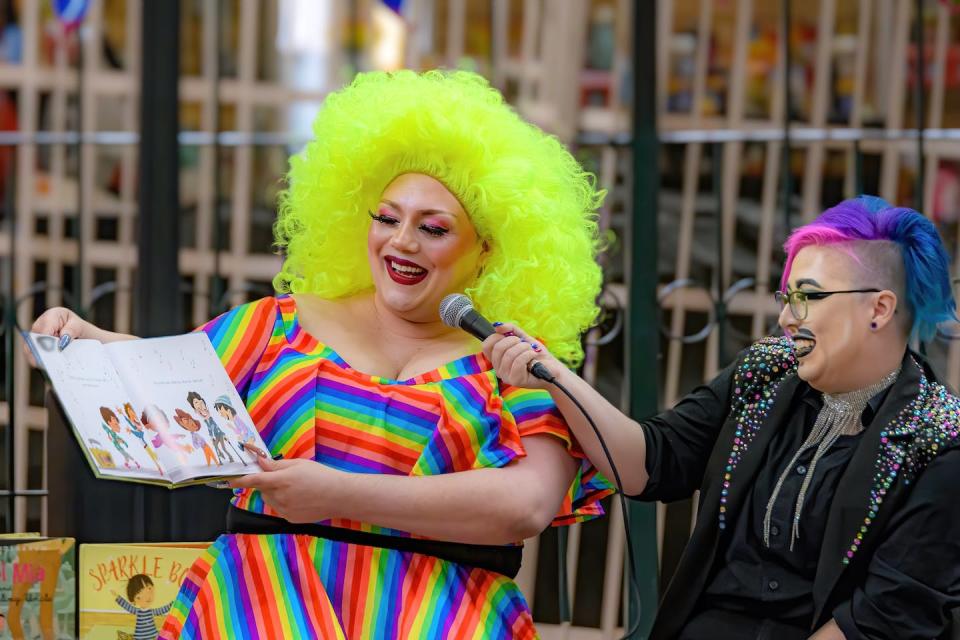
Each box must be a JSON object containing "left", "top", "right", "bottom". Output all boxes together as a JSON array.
[{"left": 24, "top": 332, "right": 270, "bottom": 487}]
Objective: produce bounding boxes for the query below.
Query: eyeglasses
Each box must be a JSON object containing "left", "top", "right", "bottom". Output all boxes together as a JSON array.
[{"left": 774, "top": 288, "right": 881, "bottom": 321}]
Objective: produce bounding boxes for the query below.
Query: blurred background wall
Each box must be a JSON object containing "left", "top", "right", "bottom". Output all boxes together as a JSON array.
[{"left": 1, "top": 1, "right": 959, "bottom": 637}]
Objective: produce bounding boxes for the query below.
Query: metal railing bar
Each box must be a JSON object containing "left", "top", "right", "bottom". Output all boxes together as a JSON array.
[
  {"left": 0, "top": 127, "right": 957, "bottom": 149},
  {"left": 577, "top": 127, "right": 960, "bottom": 146},
  {"left": 914, "top": 0, "right": 925, "bottom": 211},
  {"left": 0, "top": 131, "right": 313, "bottom": 147}
]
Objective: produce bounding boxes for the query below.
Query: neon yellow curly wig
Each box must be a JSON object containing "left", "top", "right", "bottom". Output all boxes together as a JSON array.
[{"left": 274, "top": 70, "right": 604, "bottom": 366}]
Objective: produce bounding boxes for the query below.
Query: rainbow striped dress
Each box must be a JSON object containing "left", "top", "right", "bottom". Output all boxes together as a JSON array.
[{"left": 160, "top": 296, "right": 611, "bottom": 639}]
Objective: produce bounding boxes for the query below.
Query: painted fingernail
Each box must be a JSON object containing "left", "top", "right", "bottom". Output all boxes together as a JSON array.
[
  {"left": 492, "top": 321, "right": 503, "bottom": 327},
  {"left": 503, "top": 331, "right": 516, "bottom": 338},
  {"left": 58, "top": 334, "right": 71, "bottom": 351},
  {"left": 272, "top": 454, "right": 284, "bottom": 461},
  {"left": 531, "top": 343, "right": 542, "bottom": 352}
]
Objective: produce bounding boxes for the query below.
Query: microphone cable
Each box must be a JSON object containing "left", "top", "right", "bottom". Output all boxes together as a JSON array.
[
  {"left": 438, "top": 294, "right": 646, "bottom": 637},
  {"left": 535, "top": 368, "right": 645, "bottom": 640}
]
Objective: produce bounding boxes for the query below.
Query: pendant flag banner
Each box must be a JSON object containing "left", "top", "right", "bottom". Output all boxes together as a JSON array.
[{"left": 51, "top": 0, "right": 90, "bottom": 28}]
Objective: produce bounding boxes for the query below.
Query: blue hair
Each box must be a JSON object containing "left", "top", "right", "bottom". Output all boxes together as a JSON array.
[
  {"left": 876, "top": 200, "right": 957, "bottom": 341},
  {"left": 785, "top": 195, "right": 956, "bottom": 342}
]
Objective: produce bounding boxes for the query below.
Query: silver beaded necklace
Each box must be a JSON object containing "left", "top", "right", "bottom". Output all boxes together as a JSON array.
[{"left": 762, "top": 366, "right": 900, "bottom": 550}]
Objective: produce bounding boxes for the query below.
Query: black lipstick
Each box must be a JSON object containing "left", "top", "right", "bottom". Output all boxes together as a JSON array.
[{"left": 792, "top": 327, "right": 816, "bottom": 358}]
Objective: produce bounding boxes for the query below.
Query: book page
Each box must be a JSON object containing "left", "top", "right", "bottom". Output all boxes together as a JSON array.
[
  {"left": 26, "top": 335, "right": 168, "bottom": 482},
  {"left": 104, "top": 333, "right": 267, "bottom": 483}
]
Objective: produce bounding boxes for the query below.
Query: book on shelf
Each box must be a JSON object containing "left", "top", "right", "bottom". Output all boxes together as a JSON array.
[
  {"left": 0, "top": 535, "right": 76, "bottom": 640},
  {"left": 78, "top": 542, "right": 208, "bottom": 640},
  {"left": 24, "top": 331, "right": 270, "bottom": 488}
]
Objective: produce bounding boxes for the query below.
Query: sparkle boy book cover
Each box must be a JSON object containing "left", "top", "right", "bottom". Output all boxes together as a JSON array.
[{"left": 78, "top": 543, "right": 207, "bottom": 640}]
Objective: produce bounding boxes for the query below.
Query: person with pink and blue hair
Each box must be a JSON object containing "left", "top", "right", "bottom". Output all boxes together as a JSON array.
[
  {"left": 781, "top": 194, "right": 956, "bottom": 344},
  {"left": 487, "top": 195, "right": 960, "bottom": 639}
]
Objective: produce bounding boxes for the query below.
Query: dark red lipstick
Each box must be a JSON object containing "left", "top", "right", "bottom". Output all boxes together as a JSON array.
[{"left": 384, "top": 255, "right": 428, "bottom": 285}]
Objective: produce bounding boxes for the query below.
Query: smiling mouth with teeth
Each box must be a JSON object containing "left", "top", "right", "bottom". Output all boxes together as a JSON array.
[
  {"left": 384, "top": 256, "right": 428, "bottom": 285},
  {"left": 792, "top": 329, "right": 817, "bottom": 358}
]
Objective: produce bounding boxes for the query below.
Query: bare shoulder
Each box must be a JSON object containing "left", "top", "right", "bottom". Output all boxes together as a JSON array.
[{"left": 292, "top": 292, "right": 341, "bottom": 318}]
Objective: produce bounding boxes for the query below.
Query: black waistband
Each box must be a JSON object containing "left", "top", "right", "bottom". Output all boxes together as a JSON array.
[{"left": 225, "top": 505, "right": 522, "bottom": 579}]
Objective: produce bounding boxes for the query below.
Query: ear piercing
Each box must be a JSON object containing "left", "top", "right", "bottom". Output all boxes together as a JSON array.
[{"left": 870, "top": 321, "right": 877, "bottom": 330}]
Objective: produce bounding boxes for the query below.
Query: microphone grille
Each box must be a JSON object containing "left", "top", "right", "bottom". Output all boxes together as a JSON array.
[{"left": 439, "top": 294, "right": 473, "bottom": 329}]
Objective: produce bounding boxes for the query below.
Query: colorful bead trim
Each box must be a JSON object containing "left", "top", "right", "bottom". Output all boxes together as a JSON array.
[
  {"left": 720, "top": 340, "right": 960, "bottom": 563},
  {"left": 842, "top": 368, "right": 960, "bottom": 565},
  {"left": 720, "top": 336, "right": 796, "bottom": 530}
]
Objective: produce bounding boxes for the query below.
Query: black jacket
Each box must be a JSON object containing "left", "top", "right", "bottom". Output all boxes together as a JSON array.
[{"left": 640, "top": 337, "right": 960, "bottom": 639}]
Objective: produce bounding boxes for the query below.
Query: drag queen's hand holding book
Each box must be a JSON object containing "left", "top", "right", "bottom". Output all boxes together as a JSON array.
[{"left": 23, "top": 308, "right": 270, "bottom": 488}]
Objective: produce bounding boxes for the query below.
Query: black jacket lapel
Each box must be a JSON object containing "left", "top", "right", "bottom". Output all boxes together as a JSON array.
[
  {"left": 811, "top": 355, "right": 924, "bottom": 624},
  {"left": 720, "top": 373, "right": 803, "bottom": 527}
]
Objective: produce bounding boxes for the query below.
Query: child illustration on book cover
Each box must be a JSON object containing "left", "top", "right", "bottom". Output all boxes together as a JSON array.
[
  {"left": 139, "top": 405, "right": 191, "bottom": 466},
  {"left": 117, "top": 403, "right": 163, "bottom": 476},
  {"left": 186, "top": 392, "right": 236, "bottom": 464},
  {"left": 1, "top": 537, "right": 76, "bottom": 640},
  {"left": 172, "top": 409, "right": 218, "bottom": 467},
  {"left": 98, "top": 408, "right": 140, "bottom": 470},
  {"left": 111, "top": 575, "right": 171, "bottom": 640}
]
